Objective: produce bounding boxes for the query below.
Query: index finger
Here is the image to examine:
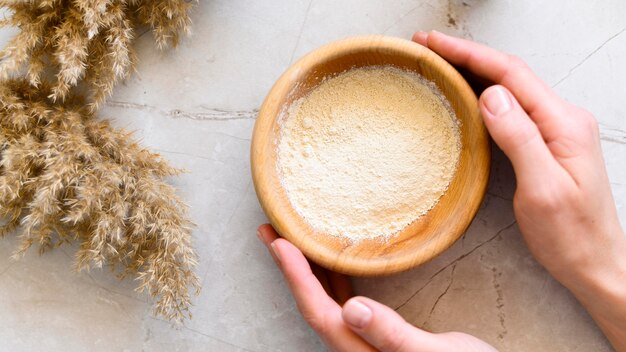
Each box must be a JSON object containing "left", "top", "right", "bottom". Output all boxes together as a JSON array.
[
  {"left": 272, "top": 238, "right": 340, "bottom": 320},
  {"left": 413, "top": 31, "right": 568, "bottom": 133},
  {"left": 258, "top": 228, "right": 374, "bottom": 350},
  {"left": 257, "top": 225, "right": 337, "bottom": 317}
]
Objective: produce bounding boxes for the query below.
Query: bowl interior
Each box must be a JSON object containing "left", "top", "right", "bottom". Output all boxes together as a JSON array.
[{"left": 251, "top": 36, "right": 490, "bottom": 276}]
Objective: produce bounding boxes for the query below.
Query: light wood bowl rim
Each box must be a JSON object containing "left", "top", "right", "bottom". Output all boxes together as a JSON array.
[{"left": 251, "top": 35, "right": 490, "bottom": 276}]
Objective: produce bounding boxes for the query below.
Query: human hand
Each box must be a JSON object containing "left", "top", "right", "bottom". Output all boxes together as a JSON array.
[
  {"left": 412, "top": 31, "right": 626, "bottom": 350},
  {"left": 257, "top": 224, "right": 498, "bottom": 352}
]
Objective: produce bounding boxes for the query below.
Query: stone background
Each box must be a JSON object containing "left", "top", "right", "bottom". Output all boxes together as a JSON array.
[{"left": 1, "top": 1, "right": 625, "bottom": 351}]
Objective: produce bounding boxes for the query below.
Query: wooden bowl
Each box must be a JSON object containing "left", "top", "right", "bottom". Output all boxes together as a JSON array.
[{"left": 251, "top": 35, "right": 490, "bottom": 276}]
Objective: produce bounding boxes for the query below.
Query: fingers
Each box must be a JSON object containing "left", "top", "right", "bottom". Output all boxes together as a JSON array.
[
  {"left": 412, "top": 31, "right": 428, "bottom": 45},
  {"left": 343, "top": 297, "right": 498, "bottom": 352},
  {"left": 257, "top": 224, "right": 354, "bottom": 303},
  {"left": 342, "top": 296, "right": 440, "bottom": 351},
  {"left": 271, "top": 238, "right": 338, "bottom": 326},
  {"left": 258, "top": 227, "right": 374, "bottom": 351},
  {"left": 479, "top": 85, "right": 567, "bottom": 188},
  {"left": 257, "top": 224, "right": 280, "bottom": 264},
  {"left": 257, "top": 227, "right": 338, "bottom": 318},
  {"left": 412, "top": 31, "right": 569, "bottom": 135},
  {"left": 258, "top": 226, "right": 495, "bottom": 352}
]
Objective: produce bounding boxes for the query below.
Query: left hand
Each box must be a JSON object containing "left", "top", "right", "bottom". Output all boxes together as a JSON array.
[{"left": 257, "top": 224, "right": 498, "bottom": 352}]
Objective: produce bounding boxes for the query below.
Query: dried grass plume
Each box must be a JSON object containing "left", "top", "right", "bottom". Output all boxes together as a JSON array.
[
  {"left": 0, "top": 80, "right": 200, "bottom": 322},
  {"left": 0, "top": 0, "right": 200, "bottom": 323},
  {"left": 0, "top": 0, "right": 194, "bottom": 110}
]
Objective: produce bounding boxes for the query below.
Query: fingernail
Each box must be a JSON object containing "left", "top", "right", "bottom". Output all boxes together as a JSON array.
[
  {"left": 482, "top": 86, "right": 512, "bottom": 117},
  {"left": 343, "top": 299, "right": 372, "bottom": 328},
  {"left": 256, "top": 230, "right": 262, "bottom": 240},
  {"left": 270, "top": 241, "right": 282, "bottom": 263}
]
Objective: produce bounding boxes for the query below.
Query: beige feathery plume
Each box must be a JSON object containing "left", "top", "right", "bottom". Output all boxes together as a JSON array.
[
  {"left": 0, "top": 0, "right": 195, "bottom": 110},
  {"left": 0, "top": 80, "right": 200, "bottom": 323},
  {"left": 0, "top": 0, "right": 200, "bottom": 323}
]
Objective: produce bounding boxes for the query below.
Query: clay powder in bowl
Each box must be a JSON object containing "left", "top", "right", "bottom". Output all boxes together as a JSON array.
[
  {"left": 251, "top": 36, "right": 490, "bottom": 276},
  {"left": 277, "top": 66, "right": 461, "bottom": 242}
]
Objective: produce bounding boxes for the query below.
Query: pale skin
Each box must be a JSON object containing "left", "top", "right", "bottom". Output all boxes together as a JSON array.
[{"left": 257, "top": 31, "right": 626, "bottom": 351}]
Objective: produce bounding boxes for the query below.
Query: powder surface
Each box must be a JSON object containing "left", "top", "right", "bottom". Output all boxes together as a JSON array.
[{"left": 277, "top": 66, "right": 461, "bottom": 242}]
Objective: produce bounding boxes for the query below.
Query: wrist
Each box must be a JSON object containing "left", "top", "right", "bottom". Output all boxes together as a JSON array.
[
  {"left": 561, "top": 230, "right": 626, "bottom": 320},
  {"left": 566, "top": 230, "right": 626, "bottom": 351}
]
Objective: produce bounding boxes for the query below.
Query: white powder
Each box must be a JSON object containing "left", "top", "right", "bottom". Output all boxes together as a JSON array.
[{"left": 276, "top": 66, "right": 461, "bottom": 242}]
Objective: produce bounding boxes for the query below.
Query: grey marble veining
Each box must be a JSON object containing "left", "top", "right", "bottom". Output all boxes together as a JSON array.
[{"left": 1, "top": 1, "right": 625, "bottom": 351}]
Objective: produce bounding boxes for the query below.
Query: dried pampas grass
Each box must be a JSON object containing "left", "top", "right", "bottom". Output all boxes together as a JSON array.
[
  {"left": 0, "top": 0, "right": 194, "bottom": 110},
  {"left": 0, "top": 0, "right": 200, "bottom": 323},
  {"left": 0, "top": 79, "right": 199, "bottom": 322}
]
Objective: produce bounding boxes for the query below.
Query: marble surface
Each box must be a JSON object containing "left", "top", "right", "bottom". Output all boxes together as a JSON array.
[{"left": 1, "top": 1, "right": 625, "bottom": 351}]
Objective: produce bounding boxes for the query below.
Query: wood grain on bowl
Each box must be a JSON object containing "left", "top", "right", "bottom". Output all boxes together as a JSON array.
[{"left": 251, "top": 35, "right": 490, "bottom": 276}]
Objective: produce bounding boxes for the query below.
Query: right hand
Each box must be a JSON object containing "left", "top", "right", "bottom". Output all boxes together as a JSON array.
[{"left": 412, "top": 31, "right": 626, "bottom": 350}]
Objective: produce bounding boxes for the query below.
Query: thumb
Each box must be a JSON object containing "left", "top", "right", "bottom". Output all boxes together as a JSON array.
[
  {"left": 479, "top": 85, "right": 561, "bottom": 188},
  {"left": 342, "top": 297, "right": 437, "bottom": 351},
  {"left": 342, "top": 297, "right": 497, "bottom": 352}
]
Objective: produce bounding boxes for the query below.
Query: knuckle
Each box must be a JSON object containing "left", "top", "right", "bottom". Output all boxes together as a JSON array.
[
  {"left": 528, "top": 192, "right": 560, "bottom": 212},
  {"left": 302, "top": 311, "right": 327, "bottom": 335},
  {"left": 518, "top": 185, "right": 574, "bottom": 213},
  {"left": 563, "top": 104, "right": 600, "bottom": 144},
  {"left": 576, "top": 107, "right": 599, "bottom": 132},
  {"left": 507, "top": 55, "right": 531, "bottom": 75},
  {"left": 501, "top": 55, "right": 533, "bottom": 84},
  {"left": 507, "top": 54, "right": 529, "bottom": 69},
  {"left": 499, "top": 116, "right": 540, "bottom": 149},
  {"left": 517, "top": 193, "right": 555, "bottom": 215}
]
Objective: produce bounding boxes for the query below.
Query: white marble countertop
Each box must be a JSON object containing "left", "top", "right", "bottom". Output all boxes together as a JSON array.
[{"left": 1, "top": 1, "right": 625, "bottom": 351}]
